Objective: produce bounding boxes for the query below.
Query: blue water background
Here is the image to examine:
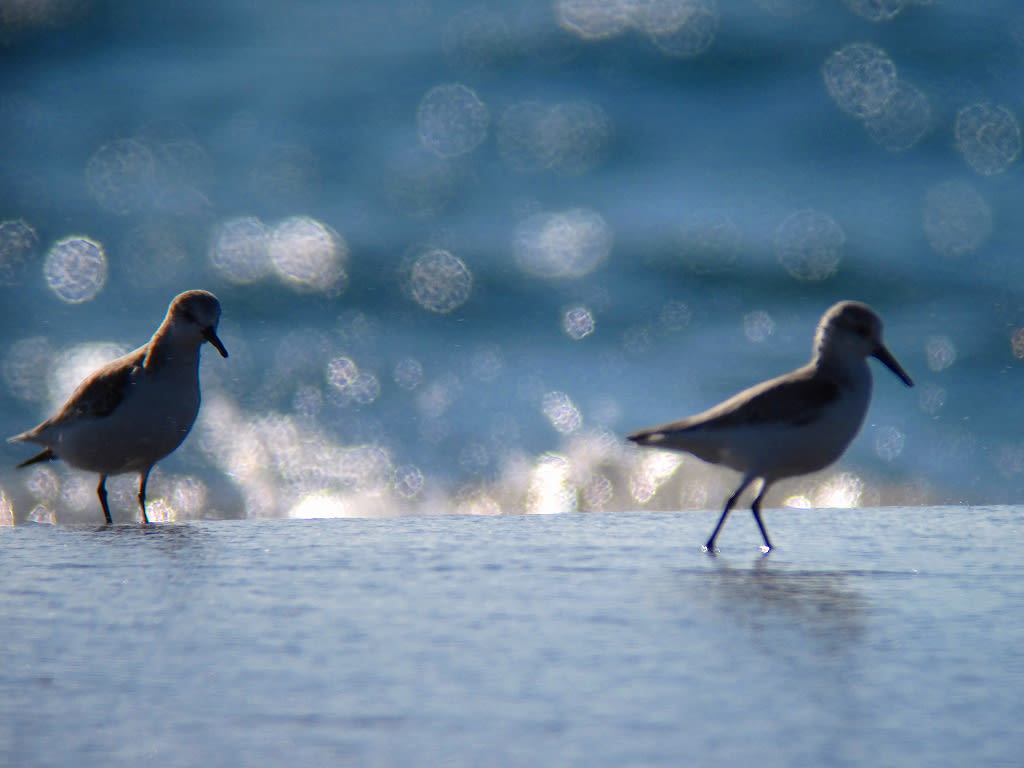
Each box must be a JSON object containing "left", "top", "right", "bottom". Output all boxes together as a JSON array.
[{"left": 3, "top": 1, "right": 1024, "bottom": 520}]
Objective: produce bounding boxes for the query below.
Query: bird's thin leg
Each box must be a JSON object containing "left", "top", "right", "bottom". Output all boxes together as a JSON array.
[
  {"left": 704, "top": 476, "right": 757, "bottom": 554},
  {"left": 97, "top": 475, "right": 113, "bottom": 525},
  {"left": 750, "top": 480, "right": 773, "bottom": 554},
  {"left": 138, "top": 467, "right": 152, "bottom": 524}
]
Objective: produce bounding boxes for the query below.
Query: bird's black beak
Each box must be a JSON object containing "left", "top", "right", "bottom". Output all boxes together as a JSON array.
[
  {"left": 873, "top": 344, "right": 912, "bottom": 387},
  {"left": 204, "top": 327, "right": 229, "bottom": 358}
]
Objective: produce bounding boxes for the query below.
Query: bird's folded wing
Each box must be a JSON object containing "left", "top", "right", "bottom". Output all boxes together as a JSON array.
[
  {"left": 25, "top": 350, "right": 145, "bottom": 438},
  {"left": 632, "top": 366, "right": 841, "bottom": 438}
]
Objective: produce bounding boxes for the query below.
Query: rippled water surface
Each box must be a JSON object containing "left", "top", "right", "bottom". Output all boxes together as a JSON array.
[{"left": 2, "top": 507, "right": 1021, "bottom": 767}]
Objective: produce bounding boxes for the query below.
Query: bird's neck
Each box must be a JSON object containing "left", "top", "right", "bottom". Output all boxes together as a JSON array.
[
  {"left": 143, "top": 323, "right": 202, "bottom": 374},
  {"left": 813, "top": 345, "right": 871, "bottom": 391}
]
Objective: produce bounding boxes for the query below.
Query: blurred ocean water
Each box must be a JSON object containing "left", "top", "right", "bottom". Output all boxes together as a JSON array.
[{"left": 3, "top": 1, "right": 1024, "bottom": 520}]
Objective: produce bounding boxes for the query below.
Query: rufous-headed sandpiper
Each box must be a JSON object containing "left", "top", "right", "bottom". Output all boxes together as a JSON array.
[{"left": 9, "top": 290, "right": 228, "bottom": 524}]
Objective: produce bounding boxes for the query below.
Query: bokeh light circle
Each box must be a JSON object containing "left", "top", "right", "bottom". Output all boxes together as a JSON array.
[
  {"left": 640, "top": 0, "right": 719, "bottom": 58},
  {"left": 863, "top": 80, "right": 931, "bottom": 152},
  {"left": 563, "top": 306, "right": 596, "bottom": 340},
  {"left": 659, "top": 300, "right": 692, "bottom": 332},
  {"left": 874, "top": 425, "right": 906, "bottom": 461},
  {"left": 557, "top": 0, "right": 633, "bottom": 40},
  {"left": 44, "top": 237, "right": 107, "bottom": 303},
  {"left": 209, "top": 216, "right": 272, "bottom": 284},
  {"left": 514, "top": 207, "right": 612, "bottom": 279},
  {"left": 408, "top": 249, "right": 474, "bottom": 314},
  {"left": 542, "top": 391, "right": 582, "bottom": 434},
  {"left": 774, "top": 209, "right": 843, "bottom": 282},
  {"left": 325, "top": 357, "right": 381, "bottom": 407},
  {"left": 85, "top": 138, "right": 157, "bottom": 215},
  {"left": 417, "top": 83, "right": 490, "bottom": 159},
  {"left": 394, "top": 357, "right": 424, "bottom": 390},
  {"left": 393, "top": 465, "right": 425, "bottom": 499},
  {"left": 922, "top": 180, "right": 992, "bottom": 258},
  {"left": 470, "top": 344, "right": 504, "bottom": 382},
  {"left": 269, "top": 216, "right": 349, "bottom": 295},
  {"left": 326, "top": 356, "right": 359, "bottom": 393},
  {"left": 822, "top": 43, "right": 898, "bottom": 119},
  {"left": 926, "top": 335, "right": 956, "bottom": 372},
  {"left": 744, "top": 310, "right": 775, "bottom": 343},
  {"left": 955, "top": 102, "right": 1021, "bottom": 176}
]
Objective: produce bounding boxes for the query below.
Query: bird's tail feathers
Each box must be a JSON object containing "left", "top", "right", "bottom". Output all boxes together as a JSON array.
[
  {"left": 627, "top": 429, "right": 667, "bottom": 446},
  {"left": 15, "top": 448, "right": 57, "bottom": 469}
]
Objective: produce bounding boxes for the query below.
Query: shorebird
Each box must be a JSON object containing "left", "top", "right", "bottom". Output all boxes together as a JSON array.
[
  {"left": 9, "top": 290, "right": 228, "bottom": 524},
  {"left": 627, "top": 300, "right": 913, "bottom": 553}
]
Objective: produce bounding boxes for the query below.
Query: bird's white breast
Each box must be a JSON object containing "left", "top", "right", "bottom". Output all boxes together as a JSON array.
[{"left": 52, "top": 364, "right": 201, "bottom": 475}]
